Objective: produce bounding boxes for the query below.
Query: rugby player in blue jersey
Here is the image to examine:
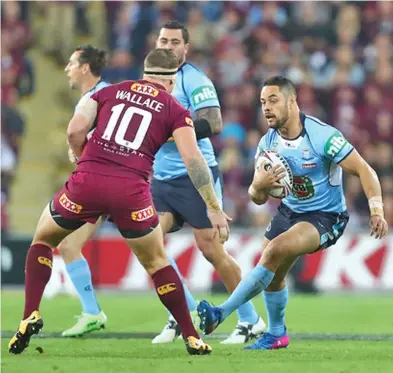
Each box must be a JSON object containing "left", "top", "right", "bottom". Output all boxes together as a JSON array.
[
  {"left": 60, "top": 45, "right": 110, "bottom": 337},
  {"left": 197, "top": 76, "right": 388, "bottom": 350},
  {"left": 152, "top": 21, "right": 266, "bottom": 345}
]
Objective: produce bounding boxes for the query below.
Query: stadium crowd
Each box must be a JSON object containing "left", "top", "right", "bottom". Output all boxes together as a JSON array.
[{"left": 2, "top": 1, "right": 393, "bottom": 232}]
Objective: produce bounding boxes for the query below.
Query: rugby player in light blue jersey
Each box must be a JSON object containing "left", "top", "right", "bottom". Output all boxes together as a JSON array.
[
  {"left": 59, "top": 45, "right": 109, "bottom": 337},
  {"left": 151, "top": 21, "right": 266, "bottom": 345},
  {"left": 197, "top": 76, "right": 389, "bottom": 349}
]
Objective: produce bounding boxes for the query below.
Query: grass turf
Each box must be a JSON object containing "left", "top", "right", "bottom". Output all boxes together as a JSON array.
[{"left": 2, "top": 291, "right": 393, "bottom": 373}]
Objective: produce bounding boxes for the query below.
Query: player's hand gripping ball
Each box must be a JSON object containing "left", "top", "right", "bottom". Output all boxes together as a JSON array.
[{"left": 255, "top": 150, "right": 293, "bottom": 199}]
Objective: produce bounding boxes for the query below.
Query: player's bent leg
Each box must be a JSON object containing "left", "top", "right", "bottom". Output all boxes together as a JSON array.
[
  {"left": 59, "top": 217, "right": 107, "bottom": 338},
  {"left": 9, "top": 204, "right": 79, "bottom": 354},
  {"left": 198, "top": 222, "right": 320, "bottom": 336},
  {"left": 193, "top": 228, "right": 265, "bottom": 343},
  {"left": 245, "top": 240, "right": 295, "bottom": 350},
  {"left": 152, "top": 211, "right": 199, "bottom": 344},
  {"left": 122, "top": 224, "right": 211, "bottom": 355}
]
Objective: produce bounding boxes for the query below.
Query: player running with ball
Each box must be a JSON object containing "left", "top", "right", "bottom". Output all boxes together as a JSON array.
[{"left": 197, "top": 76, "right": 389, "bottom": 350}]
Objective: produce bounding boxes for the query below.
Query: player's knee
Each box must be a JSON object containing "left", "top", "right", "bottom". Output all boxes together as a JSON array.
[
  {"left": 57, "top": 238, "right": 83, "bottom": 261},
  {"left": 261, "top": 238, "right": 290, "bottom": 267},
  {"left": 195, "top": 235, "right": 221, "bottom": 264},
  {"left": 138, "top": 251, "right": 169, "bottom": 276}
]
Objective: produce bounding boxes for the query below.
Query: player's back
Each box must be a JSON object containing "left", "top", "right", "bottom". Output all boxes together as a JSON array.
[{"left": 76, "top": 79, "right": 192, "bottom": 180}]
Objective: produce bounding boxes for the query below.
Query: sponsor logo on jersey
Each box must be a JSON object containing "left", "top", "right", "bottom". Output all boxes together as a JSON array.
[
  {"left": 185, "top": 117, "right": 194, "bottom": 127},
  {"left": 131, "top": 206, "right": 154, "bottom": 221},
  {"left": 38, "top": 256, "right": 53, "bottom": 269},
  {"left": 302, "top": 163, "right": 317, "bottom": 169},
  {"left": 325, "top": 132, "right": 348, "bottom": 158},
  {"left": 293, "top": 176, "right": 315, "bottom": 200},
  {"left": 59, "top": 193, "right": 83, "bottom": 214},
  {"left": 191, "top": 85, "right": 217, "bottom": 106},
  {"left": 157, "top": 283, "right": 176, "bottom": 295},
  {"left": 131, "top": 83, "right": 159, "bottom": 97}
]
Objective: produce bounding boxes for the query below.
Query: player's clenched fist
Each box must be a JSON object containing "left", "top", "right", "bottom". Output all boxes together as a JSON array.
[
  {"left": 207, "top": 210, "right": 232, "bottom": 243},
  {"left": 369, "top": 215, "right": 388, "bottom": 239}
]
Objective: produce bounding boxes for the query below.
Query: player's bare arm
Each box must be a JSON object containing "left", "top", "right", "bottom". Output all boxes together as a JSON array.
[
  {"left": 339, "top": 149, "right": 388, "bottom": 238},
  {"left": 194, "top": 107, "right": 223, "bottom": 139},
  {"left": 173, "top": 125, "right": 231, "bottom": 241},
  {"left": 67, "top": 97, "right": 98, "bottom": 158},
  {"left": 248, "top": 163, "right": 286, "bottom": 205}
]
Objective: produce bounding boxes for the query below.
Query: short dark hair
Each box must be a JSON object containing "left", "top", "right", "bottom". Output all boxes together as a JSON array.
[
  {"left": 263, "top": 76, "right": 297, "bottom": 97},
  {"left": 74, "top": 44, "right": 107, "bottom": 77},
  {"left": 144, "top": 48, "right": 178, "bottom": 70},
  {"left": 161, "top": 20, "right": 189, "bottom": 44}
]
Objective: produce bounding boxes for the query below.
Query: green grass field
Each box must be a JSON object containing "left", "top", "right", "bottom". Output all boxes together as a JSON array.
[{"left": 2, "top": 291, "right": 393, "bottom": 373}]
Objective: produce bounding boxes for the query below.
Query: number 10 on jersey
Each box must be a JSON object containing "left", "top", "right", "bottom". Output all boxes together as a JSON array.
[{"left": 102, "top": 103, "right": 152, "bottom": 150}]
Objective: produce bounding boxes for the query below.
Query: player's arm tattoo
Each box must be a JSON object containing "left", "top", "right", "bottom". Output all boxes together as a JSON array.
[
  {"left": 186, "top": 157, "right": 221, "bottom": 212},
  {"left": 194, "top": 107, "right": 223, "bottom": 139}
]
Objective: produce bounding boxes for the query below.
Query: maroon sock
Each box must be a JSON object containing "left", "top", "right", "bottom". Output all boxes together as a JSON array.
[
  {"left": 152, "top": 265, "right": 199, "bottom": 340},
  {"left": 23, "top": 244, "right": 53, "bottom": 319}
]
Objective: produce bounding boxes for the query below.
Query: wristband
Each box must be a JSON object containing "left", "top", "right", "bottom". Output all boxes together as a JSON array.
[{"left": 369, "top": 196, "right": 384, "bottom": 216}]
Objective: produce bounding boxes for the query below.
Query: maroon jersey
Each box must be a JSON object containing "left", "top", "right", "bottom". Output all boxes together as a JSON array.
[{"left": 76, "top": 80, "right": 193, "bottom": 180}]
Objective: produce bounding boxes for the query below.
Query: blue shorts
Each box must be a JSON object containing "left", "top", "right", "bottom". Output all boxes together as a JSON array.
[
  {"left": 152, "top": 166, "right": 223, "bottom": 233},
  {"left": 265, "top": 203, "right": 349, "bottom": 251}
]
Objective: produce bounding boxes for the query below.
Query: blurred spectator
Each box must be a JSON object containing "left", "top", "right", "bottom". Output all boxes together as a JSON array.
[
  {"left": 1, "top": 37, "right": 22, "bottom": 104},
  {"left": 1, "top": 1, "right": 32, "bottom": 57},
  {"left": 1, "top": 87, "right": 25, "bottom": 230},
  {"left": 185, "top": 7, "right": 215, "bottom": 52},
  {"left": 102, "top": 50, "right": 140, "bottom": 83},
  {"left": 316, "top": 45, "right": 365, "bottom": 88},
  {"left": 42, "top": 1, "right": 76, "bottom": 64}
]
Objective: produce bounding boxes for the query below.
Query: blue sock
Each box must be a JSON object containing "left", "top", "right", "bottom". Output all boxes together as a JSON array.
[
  {"left": 167, "top": 256, "right": 197, "bottom": 313},
  {"left": 66, "top": 258, "right": 100, "bottom": 315},
  {"left": 263, "top": 286, "right": 288, "bottom": 337},
  {"left": 236, "top": 301, "right": 259, "bottom": 325},
  {"left": 219, "top": 264, "right": 274, "bottom": 321}
]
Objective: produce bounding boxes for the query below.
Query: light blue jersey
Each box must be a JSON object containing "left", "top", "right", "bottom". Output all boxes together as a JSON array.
[
  {"left": 256, "top": 113, "right": 354, "bottom": 213},
  {"left": 153, "top": 63, "right": 220, "bottom": 180},
  {"left": 75, "top": 80, "right": 110, "bottom": 112}
]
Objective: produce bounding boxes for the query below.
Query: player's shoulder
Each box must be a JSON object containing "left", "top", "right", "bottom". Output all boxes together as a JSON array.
[
  {"left": 181, "top": 62, "right": 206, "bottom": 76},
  {"left": 257, "top": 128, "right": 276, "bottom": 152},
  {"left": 181, "top": 62, "right": 214, "bottom": 84},
  {"left": 302, "top": 113, "right": 352, "bottom": 158},
  {"left": 303, "top": 113, "right": 340, "bottom": 136}
]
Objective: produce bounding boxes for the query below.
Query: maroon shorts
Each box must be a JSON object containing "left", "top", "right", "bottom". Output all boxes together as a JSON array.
[{"left": 51, "top": 171, "right": 159, "bottom": 238}]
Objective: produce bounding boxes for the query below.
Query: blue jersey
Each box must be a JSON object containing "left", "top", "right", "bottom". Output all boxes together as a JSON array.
[
  {"left": 74, "top": 80, "right": 110, "bottom": 112},
  {"left": 153, "top": 63, "right": 220, "bottom": 180},
  {"left": 256, "top": 113, "right": 354, "bottom": 213}
]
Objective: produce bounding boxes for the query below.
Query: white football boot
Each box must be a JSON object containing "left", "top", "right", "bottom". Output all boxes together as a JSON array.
[
  {"left": 62, "top": 311, "right": 107, "bottom": 337},
  {"left": 152, "top": 310, "right": 199, "bottom": 344},
  {"left": 220, "top": 317, "right": 266, "bottom": 344}
]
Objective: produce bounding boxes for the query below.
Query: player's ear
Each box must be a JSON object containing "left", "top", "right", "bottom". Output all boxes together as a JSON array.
[{"left": 184, "top": 43, "right": 190, "bottom": 56}]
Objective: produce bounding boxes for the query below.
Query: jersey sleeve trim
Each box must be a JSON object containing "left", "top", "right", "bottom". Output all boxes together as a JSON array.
[
  {"left": 195, "top": 105, "right": 221, "bottom": 111},
  {"left": 336, "top": 147, "right": 354, "bottom": 164}
]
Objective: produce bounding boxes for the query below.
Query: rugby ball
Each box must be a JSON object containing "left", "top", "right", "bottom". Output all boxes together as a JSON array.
[{"left": 255, "top": 150, "right": 293, "bottom": 199}]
